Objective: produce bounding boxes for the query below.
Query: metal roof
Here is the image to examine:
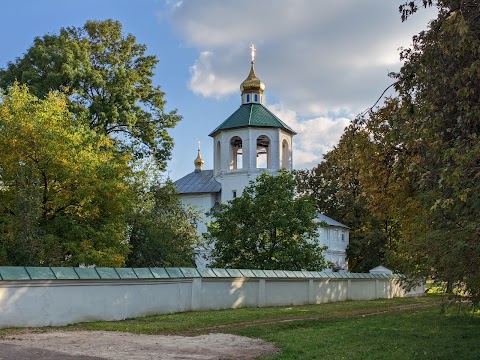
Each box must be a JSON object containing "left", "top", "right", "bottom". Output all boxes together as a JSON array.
[
  {"left": 0, "top": 266, "right": 399, "bottom": 280},
  {"left": 174, "top": 169, "right": 221, "bottom": 194},
  {"left": 209, "top": 103, "right": 296, "bottom": 137},
  {"left": 316, "top": 213, "right": 350, "bottom": 229}
]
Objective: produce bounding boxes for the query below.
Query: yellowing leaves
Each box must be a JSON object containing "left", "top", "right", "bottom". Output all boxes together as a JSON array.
[{"left": 0, "top": 84, "right": 133, "bottom": 266}]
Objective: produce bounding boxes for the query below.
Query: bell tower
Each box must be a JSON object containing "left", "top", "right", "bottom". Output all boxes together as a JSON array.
[{"left": 210, "top": 46, "right": 296, "bottom": 202}]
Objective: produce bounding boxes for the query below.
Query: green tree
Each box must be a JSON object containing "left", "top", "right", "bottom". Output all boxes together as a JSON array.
[
  {"left": 330, "top": 0, "right": 480, "bottom": 299},
  {"left": 300, "top": 3, "right": 480, "bottom": 300},
  {"left": 389, "top": 0, "right": 480, "bottom": 298},
  {"left": 126, "top": 180, "right": 198, "bottom": 267},
  {"left": 0, "top": 19, "right": 180, "bottom": 169},
  {"left": 0, "top": 84, "right": 133, "bottom": 266},
  {"left": 204, "top": 170, "right": 327, "bottom": 271},
  {"left": 296, "top": 123, "right": 392, "bottom": 272}
]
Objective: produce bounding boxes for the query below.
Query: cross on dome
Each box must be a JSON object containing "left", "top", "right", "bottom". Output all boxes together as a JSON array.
[{"left": 240, "top": 45, "right": 265, "bottom": 104}]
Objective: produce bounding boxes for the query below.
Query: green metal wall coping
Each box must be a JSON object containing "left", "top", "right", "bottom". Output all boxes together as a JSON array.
[{"left": 0, "top": 266, "right": 403, "bottom": 281}]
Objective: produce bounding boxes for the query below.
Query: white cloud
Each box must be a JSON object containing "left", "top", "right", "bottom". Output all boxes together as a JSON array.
[
  {"left": 267, "top": 104, "right": 350, "bottom": 169},
  {"left": 188, "top": 51, "right": 238, "bottom": 98},
  {"left": 167, "top": 1, "right": 436, "bottom": 115},
  {"left": 164, "top": 0, "right": 437, "bottom": 169}
]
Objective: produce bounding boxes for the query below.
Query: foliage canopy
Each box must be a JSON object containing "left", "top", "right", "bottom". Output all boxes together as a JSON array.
[
  {"left": 0, "top": 20, "right": 197, "bottom": 268},
  {"left": 300, "top": 0, "right": 480, "bottom": 300},
  {"left": 126, "top": 181, "right": 198, "bottom": 268},
  {"left": 204, "top": 170, "right": 327, "bottom": 271},
  {"left": 0, "top": 19, "right": 181, "bottom": 170},
  {"left": 0, "top": 84, "right": 133, "bottom": 266}
]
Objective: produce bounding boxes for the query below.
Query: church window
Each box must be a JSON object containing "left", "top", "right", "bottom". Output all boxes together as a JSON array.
[
  {"left": 230, "top": 136, "right": 243, "bottom": 170},
  {"left": 254, "top": 94, "right": 258, "bottom": 102},
  {"left": 246, "top": 94, "right": 250, "bottom": 102},
  {"left": 332, "top": 229, "right": 339, "bottom": 242},
  {"left": 232, "top": 190, "right": 237, "bottom": 198},
  {"left": 256, "top": 135, "right": 270, "bottom": 168}
]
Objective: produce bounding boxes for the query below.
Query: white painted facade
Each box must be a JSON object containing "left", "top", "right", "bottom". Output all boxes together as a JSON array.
[
  {"left": 178, "top": 193, "right": 217, "bottom": 268},
  {"left": 212, "top": 127, "right": 293, "bottom": 203},
  {"left": 317, "top": 226, "right": 349, "bottom": 270},
  {"left": 179, "top": 193, "right": 217, "bottom": 236}
]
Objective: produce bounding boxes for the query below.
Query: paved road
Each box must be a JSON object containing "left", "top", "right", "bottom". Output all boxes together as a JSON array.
[{"left": 0, "top": 344, "right": 106, "bottom": 360}]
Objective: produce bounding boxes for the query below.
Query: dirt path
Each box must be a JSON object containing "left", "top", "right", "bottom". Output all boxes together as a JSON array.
[
  {"left": 0, "top": 302, "right": 435, "bottom": 360},
  {"left": 176, "top": 301, "right": 437, "bottom": 335},
  {"left": 0, "top": 332, "right": 278, "bottom": 360}
]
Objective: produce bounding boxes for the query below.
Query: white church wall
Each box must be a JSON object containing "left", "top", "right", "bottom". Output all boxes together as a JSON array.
[
  {"left": 279, "top": 131, "right": 293, "bottom": 170},
  {"left": 316, "top": 225, "right": 349, "bottom": 271},
  {"left": 179, "top": 193, "right": 216, "bottom": 237},
  {"left": 213, "top": 127, "right": 288, "bottom": 203},
  {"left": 178, "top": 193, "right": 217, "bottom": 268}
]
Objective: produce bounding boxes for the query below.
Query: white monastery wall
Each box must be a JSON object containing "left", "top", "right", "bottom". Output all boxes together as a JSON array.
[{"left": 0, "top": 275, "right": 424, "bottom": 329}]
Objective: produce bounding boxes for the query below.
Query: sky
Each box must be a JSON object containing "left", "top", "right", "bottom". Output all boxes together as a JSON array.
[{"left": 0, "top": 1, "right": 437, "bottom": 181}]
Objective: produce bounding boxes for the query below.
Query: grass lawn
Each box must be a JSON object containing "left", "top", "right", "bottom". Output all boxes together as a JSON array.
[
  {"left": 3, "top": 296, "right": 479, "bottom": 359},
  {"left": 64, "top": 296, "right": 437, "bottom": 335},
  {"left": 233, "top": 305, "right": 480, "bottom": 359}
]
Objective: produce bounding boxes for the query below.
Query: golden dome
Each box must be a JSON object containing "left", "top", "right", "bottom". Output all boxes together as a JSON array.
[
  {"left": 194, "top": 150, "right": 204, "bottom": 166},
  {"left": 240, "top": 63, "right": 265, "bottom": 94},
  {"left": 194, "top": 142, "right": 204, "bottom": 172}
]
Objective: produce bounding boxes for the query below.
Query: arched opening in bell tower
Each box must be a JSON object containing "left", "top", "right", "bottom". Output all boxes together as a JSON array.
[
  {"left": 256, "top": 135, "right": 270, "bottom": 169},
  {"left": 281, "top": 139, "right": 290, "bottom": 169},
  {"left": 230, "top": 136, "right": 243, "bottom": 170},
  {"left": 215, "top": 140, "right": 221, "bottom": 172}
]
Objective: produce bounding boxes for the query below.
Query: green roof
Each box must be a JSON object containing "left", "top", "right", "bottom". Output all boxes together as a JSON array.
[{"left": 209, "top": 103, "right": 296, "bottom": 137}]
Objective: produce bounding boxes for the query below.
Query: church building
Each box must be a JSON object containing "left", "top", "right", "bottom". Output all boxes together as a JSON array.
[{"left": 174, "top": 47, "right": 349, "bottom": 270}]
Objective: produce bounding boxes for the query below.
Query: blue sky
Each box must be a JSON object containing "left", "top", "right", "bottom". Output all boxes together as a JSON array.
[{"left": 0, "top": 1, "right": 437, "bottom": 180}]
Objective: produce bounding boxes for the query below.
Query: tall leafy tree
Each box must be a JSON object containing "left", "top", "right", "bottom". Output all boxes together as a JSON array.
[
  {"left": 0, "top": 84, "right": 133, "bottom": 266},
  {"left": 0, "top": 19, "right": 180, "bottom": 169},
  {"left": 300, "top": 2, "right": 480, "bottom": 302},
  {"left": 126, "top": 180, "right": 198, "bottom": 268},
  {"left": 388, "top": 0, "right": 480, "bottom": 298},
  {"left": 329, "top": 0, "right": 480, "bottom": 298},
  {"left": 296, "top": 123, "right": 392, "bottom": 272},
  {"left": 204, "top": 170, "right": 327, "bottom": 271}
]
